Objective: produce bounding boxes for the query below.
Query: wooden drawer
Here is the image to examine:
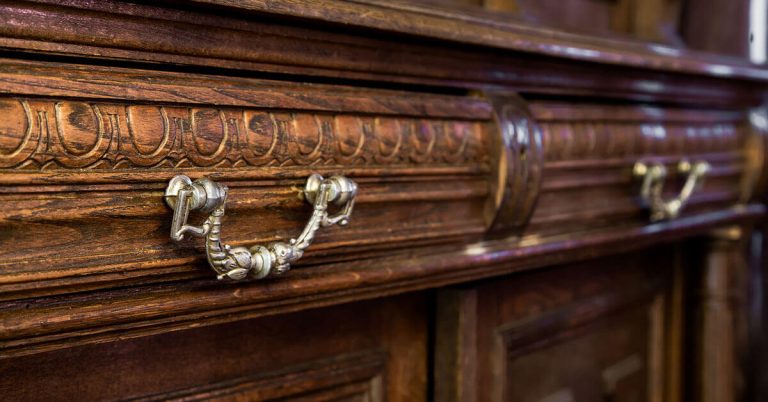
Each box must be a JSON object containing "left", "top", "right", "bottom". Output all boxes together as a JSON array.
[
  {"left": 0, "top": 59, "right": 493, "bottom": 298},
  {"left": 523, "top": 101, "right": 761, "bottom": 237},
  {"left": 435, "top": 249, "right": 678, "bottom": 402},
  {"left": 1, "top": 60, "right": 762, "bottom": 302}
]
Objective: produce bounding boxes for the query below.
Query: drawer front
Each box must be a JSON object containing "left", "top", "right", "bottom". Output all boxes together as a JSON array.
[
  {"left": 435, "top": 249, "right": 677, "bottom": 402},
  {"left": 0, "top": 59, "right": 493, "bottom": 298},
  {"left": 526, "top": 101, "right": 758, "bottom": 237},
  {"left": 2, "top": 70, "right": 762, "bottom": 300}
]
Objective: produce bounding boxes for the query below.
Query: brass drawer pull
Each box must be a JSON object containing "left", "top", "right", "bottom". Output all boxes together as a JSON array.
[
  {"left": 633, "top": 160, "right": 710, "bottom": 221},
  {"left": 164, "top": 174, "right": 357, "bottom": 281}
]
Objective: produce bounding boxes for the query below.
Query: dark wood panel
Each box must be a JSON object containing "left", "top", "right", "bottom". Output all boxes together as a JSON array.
[
  {"left": 504, "top": 303, "right": 658, "bottom": 402},
  {"left": 0, "top": 293, "right": 428, "bottom": 402},
  {"left": 136, "top": 351, "right": 386, "bottom": 402},
  {"left": 435, "top": 248, "right": 679, "bottom": 401}
]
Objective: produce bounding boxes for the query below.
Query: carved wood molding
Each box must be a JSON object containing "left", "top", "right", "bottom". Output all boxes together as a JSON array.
[
  {"left": 531, "top": 102, "right": 745, "bottom": 162},
  {"left": 0, "top": 98, "right": 488, "bottom": 171},
  {"left": 521, "top": 101, "right": 750, "bottom": 238}
]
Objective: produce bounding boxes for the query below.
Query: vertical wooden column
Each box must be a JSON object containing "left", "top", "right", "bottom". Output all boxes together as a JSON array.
[
  {"left": 434, "top": 289, "right": 478, "bottom": 402},
  {"left": 746, "top": 226, "right": 766, "bottom": 402},
  {"left": 695, "top": 227, "right": 750, "bottom": 402}
]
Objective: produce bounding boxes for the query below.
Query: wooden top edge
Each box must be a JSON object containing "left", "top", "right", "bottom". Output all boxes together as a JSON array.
[
  {"left": 0, "top": 58, "right": 491, "bottom": 119},
  {"left": 186, "top": 0, "right": 768, "bottom": 82}
]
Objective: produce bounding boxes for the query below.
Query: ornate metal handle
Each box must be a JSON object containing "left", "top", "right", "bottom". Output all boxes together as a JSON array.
[
  {"left": 633, "top": 160, "right": 710, "bottom": 221},
  {"left": 164, "top": 174, "right": 357, "bottom": 281}
]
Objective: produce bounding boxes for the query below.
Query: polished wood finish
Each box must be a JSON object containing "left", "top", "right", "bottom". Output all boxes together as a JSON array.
[
  {"left": 0, "top": 60, "right": 491, "bottom": 301},
  {"left": 0, "top": 0, "right": 763, "bottom": 107},
  {"left": 0, "top": 1, "right": 765, "bottom": 401},
  {"left": 527, "top": 101, "right": 749, "bottom": 236},
  {"left": 484, "top": 92, "right": 542, "bottom": 236}
]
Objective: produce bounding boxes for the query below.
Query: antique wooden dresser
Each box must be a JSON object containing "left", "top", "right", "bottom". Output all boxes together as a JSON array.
[{"left": 1, "top": 1, "right": 767, "bottom": 401}]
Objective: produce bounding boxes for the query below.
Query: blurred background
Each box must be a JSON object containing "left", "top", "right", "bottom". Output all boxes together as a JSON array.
[{"left": 398, "top": 0, "right": 768, "bottom": 64}]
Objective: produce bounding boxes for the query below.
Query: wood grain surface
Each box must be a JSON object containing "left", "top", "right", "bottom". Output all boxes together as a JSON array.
[
  {"left": 0, "top": 88, "right": 754, "bottom": 301},
  {"left": 0, "top": 44, "right": 763, "bottom": 358},
  {"left": 0, "top": 7, "right": 764, "bottom": 401},
  {"left": 527, "top": 101, "right": 750, "bottom": 237}
]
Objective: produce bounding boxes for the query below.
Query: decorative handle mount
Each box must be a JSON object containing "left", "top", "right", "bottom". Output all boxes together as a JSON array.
[
  {"left": 165, "top": 174, "right": 357, "bottom": 281},
  {"left": 633, "top": 160, "right": 710, "bottom": 222}
]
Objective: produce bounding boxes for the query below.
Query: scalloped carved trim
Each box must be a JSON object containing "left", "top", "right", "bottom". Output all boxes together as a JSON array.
[{"left": 0, "top": 98, "right": 488, "bottom": 170}]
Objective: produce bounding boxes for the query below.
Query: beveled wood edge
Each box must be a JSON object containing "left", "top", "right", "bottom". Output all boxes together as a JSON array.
[
  {"left": 0, "top": 204, "right": 762, "bottom": 358},
  {"left": 0, "top": 58, "right": 491, "bottom": 119},
  {"left": 0, "top": 167, "right": 489, "bottom": 187},
  {"left": 187, "top": 0, "right": 768, "bottom": 82},
  {"left": 131, "top": 350, "right": 386, "bottom": 402}
]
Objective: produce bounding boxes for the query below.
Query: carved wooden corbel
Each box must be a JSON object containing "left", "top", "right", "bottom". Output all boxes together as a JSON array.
[{"left": 482, "top": 92, "right": 544, "bottom": 238}]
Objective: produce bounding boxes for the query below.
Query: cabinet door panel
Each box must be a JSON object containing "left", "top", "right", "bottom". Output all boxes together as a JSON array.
[
  {"left": 435, "top": 248, "right": 677, "bottom": 402},
  {"left": 505, "top": 301, "right": 659, "bottom": 402},
  {"left": 0, "top": 294, "right": 427, "bottom": 402}
]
